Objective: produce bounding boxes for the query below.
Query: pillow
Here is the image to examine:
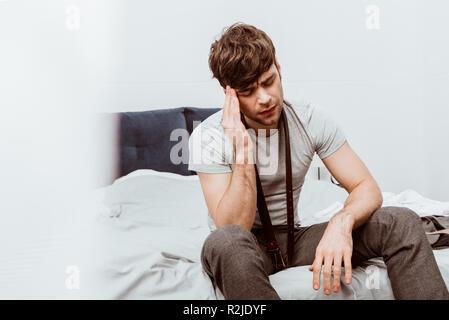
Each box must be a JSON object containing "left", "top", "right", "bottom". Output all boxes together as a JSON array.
[
  {"left": 119, "top": 108, "right": 189, "bottom": 177},
  {"left": 103, "top": 169, "right": 208, "bottom": 229},
  {"left": 113, "top": 168, "right": 199, "bottom": 183}
]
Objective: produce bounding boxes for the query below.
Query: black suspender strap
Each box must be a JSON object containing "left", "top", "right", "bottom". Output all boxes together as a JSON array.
[
  {"left": 284, "top": 107, "right": 295, "bottom": 268},
  {"left": 241, "top": 105, "right": 294, "bottom": 272}
]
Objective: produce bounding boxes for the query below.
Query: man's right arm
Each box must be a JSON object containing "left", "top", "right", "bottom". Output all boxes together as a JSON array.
[
  {"left": 196, "top": 86, "right": 257, "bottom": 231},
  {"left": 198, "top": 160, "right": 256, "bottom": 231}
]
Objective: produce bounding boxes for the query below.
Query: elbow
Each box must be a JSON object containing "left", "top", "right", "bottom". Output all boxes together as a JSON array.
[
  {"left": 373, "top": 182, "right": 383, "bottom": 210},
  {"left": 375, "top": 192, "right": 383, "bottom": 210},
  {"left": 359, "top": 178, "right": 383, "bottom": 210},
  {"left": 214, "top": 214, "right": 255, "bottom": 232},
  {"left": 215, "top": 219, "right": 253, "bottom": 232},
  {"left": 213, "top": 208, "right": 255, "bottom": 232}
]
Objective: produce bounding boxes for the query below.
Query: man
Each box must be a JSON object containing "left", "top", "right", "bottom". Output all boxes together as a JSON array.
[{"left": 187, "top": 22, "right": 449, "bottom": 300}]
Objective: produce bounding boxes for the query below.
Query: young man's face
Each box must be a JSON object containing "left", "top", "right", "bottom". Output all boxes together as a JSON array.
[{"left": 227, "top": 60, "right": 284, "bottom": 133}]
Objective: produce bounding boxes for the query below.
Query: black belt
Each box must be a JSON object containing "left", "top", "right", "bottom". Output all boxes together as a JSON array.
[{"left": 241, "top": 105, "right": 294, "bottom": 272}]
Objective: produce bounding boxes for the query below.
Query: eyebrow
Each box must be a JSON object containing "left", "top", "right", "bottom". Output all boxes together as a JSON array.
[{"left": 241, "top": 73, "right": 275, "bottom": 91}]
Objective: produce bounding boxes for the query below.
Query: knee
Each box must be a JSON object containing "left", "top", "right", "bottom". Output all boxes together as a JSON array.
[
  {"left": 370, "top": 206, "right": 422, "bottom": 235},
  {"left": 201, "top": 224, "right": 256, "bottom": 261}
]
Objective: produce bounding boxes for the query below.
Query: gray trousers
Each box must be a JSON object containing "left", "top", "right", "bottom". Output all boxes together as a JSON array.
[{"left": 201, "top": 206, "right": 449, "bottom": 300}]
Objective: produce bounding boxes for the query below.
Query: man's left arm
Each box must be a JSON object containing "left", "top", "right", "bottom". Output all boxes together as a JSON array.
[{"left": 309, "top": 140, "right": 383, "bottom": 295}]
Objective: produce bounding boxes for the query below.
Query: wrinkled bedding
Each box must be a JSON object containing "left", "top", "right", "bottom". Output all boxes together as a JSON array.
[{"left": 86, "top": 170, "right": 449, "bottom": 299}]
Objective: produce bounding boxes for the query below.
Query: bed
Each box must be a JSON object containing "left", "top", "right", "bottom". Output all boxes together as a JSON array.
[{"left": 87, "top": 107, "right": 449, "bottom": 300}]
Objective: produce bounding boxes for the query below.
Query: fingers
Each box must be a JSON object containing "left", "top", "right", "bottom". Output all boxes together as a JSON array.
[
  {"left": 222, "top": 86, "right": 241, "bottom": 125},
  {"left": 312, "top": 255, "right": 323, "bottom": 291},
  {"left": 332, "top": 256, "right": 342, "bottom": 293},
  {"left": 344, "top": 253, "right": 352, "bottom": 284},
  {"left": 229, "top": 88, "right": 241, "bottom": 124},
  {"left": 312, "top": 253, "right": 349, "bottom": 295},
  {"left": 221, "top": 86, "right": 252, "bottom": 160},
  {"left": 322, "top": 257, "right": 333, "bottom": 295},
  {"left": 223, "top": 85, "right": 232, "bottom": 120}
]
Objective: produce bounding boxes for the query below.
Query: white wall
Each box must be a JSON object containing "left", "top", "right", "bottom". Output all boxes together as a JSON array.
[
  {"left": 0, "top": 0, "right": 101, "bottom": 298},
  {"left": 79, "top": 0, "right": 449, "bottom": 201},
  {"left": 0, "top": 0, "right": 448, "bottom": 297}
]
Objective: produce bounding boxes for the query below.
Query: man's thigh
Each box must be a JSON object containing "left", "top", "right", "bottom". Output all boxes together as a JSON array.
[
  {"left": 289, "top": 221, "right": 379, "bottom": 269},
  {"left": 290, "top": 222, "right": 329, "bottom": 267},
  {"left": 253, "top": 219, "right": 380, "bottom": 272},
  {"left": 253, "top": 223, "right": 330, "bottom": 271}
]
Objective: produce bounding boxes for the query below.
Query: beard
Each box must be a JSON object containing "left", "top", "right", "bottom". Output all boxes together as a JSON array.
[
  {"left": 248, "top": 97, "right": 283, "bottom": 126},
  {"left": 241, "top": 103, "right": 283, "bottom": 138}
]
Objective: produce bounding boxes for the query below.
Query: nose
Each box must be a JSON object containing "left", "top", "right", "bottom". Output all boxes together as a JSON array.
[{"left": 255, "top": 87, "right": 271, "bottom": 106}]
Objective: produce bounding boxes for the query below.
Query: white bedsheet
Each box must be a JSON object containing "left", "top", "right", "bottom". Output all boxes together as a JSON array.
[{"left": 86, "top": 171, "right": 449, "bottom": 300}]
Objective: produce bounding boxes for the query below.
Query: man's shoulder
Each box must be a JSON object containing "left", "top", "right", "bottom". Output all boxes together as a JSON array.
[
  {"left": 284, "top": 97, "right": 315, "bottom": 124},
  {"left": 188, "top": 108, "right": 234, "bottom": 172},
  {"left": 198, "top": 108, "right": 223, "bottom": 129},
  {"left": 189, "top": 109, "right": 227, "bottom": 145}
]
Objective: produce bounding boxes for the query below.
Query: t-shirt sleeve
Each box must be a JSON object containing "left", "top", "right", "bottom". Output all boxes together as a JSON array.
[
  {"left": 188, "top": 124, "right": 233, "bottom": 174},
  {"left": 306, "top": 103, "right": 347, "bottom": 159}
]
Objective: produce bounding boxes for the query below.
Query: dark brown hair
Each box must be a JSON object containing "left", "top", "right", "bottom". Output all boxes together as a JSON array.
[{"left": 208, "top": 22, "right": 276, "bottom": 90}]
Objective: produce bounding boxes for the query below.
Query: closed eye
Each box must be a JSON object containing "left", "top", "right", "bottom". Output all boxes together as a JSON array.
[
  {"left": 263, "top": 80, "right": 274, "bottom": 87},
  {"left": 239, "top": 90, "right": 253, "bottom": 97},
  {"left": 262, "top": 74, "right": 275, "bottom": 87},
  {"left": 238, "top": 74, "right": 276, "bottom": 97}
]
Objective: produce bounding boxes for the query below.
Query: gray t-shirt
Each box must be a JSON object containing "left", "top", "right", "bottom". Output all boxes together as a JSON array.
[{"left": 188, "top": 99, "right": 346, "bottom": 232}]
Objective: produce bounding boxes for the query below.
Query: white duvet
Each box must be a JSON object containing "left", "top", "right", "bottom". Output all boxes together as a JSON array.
[{"left": 85, "top": 170, "right": 449, "bottom": 300}]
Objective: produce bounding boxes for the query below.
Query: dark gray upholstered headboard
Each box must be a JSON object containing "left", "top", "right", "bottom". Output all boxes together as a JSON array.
[{"left": 118, "top": 106, "right": 220, "bottom": 178}]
